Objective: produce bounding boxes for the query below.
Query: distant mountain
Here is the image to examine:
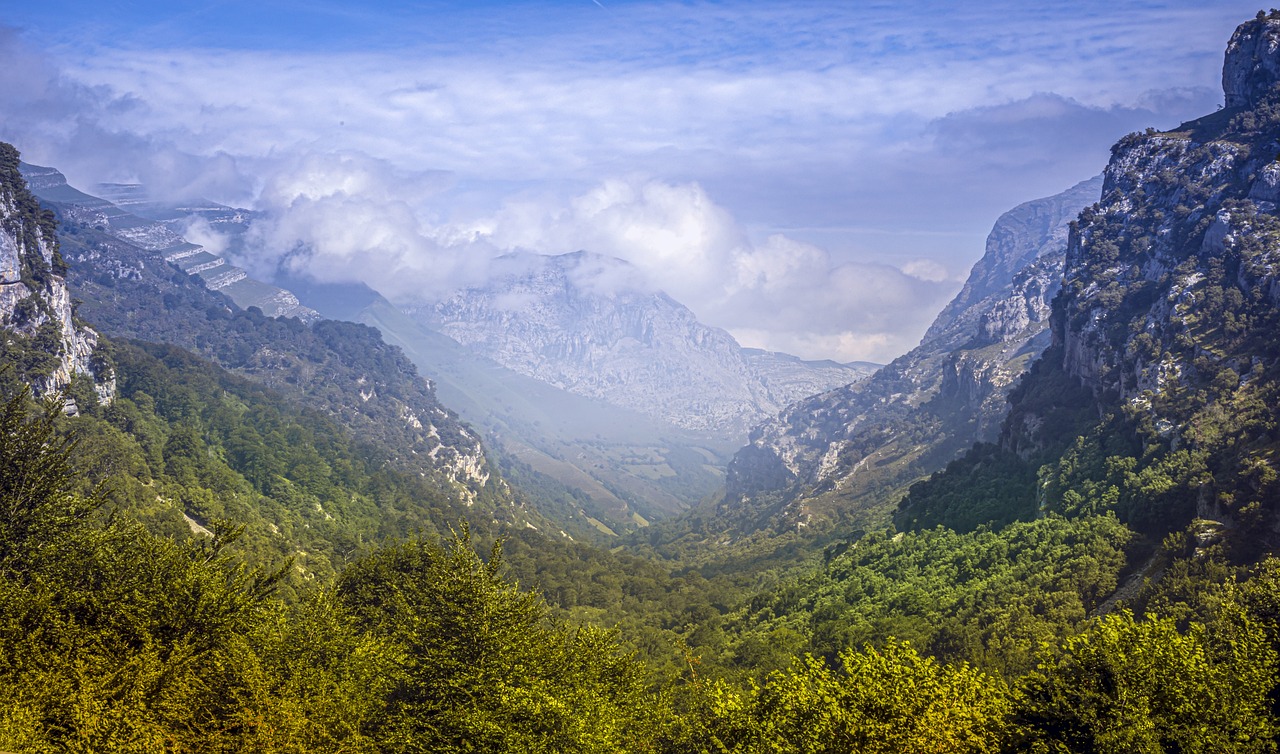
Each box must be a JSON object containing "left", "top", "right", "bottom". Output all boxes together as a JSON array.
[
  {"left": 280, "top": 250, "right": 875, "bottom": 538},
  {"left": 412, "top": 250, "right": 875, "bottom": 436},
  {"left": 691, "top": 175, "right": 1104, "bottom": 540},
  {"left": 283, "top": 274, "right": 742, "bottom": 538},
  {"left": 19, "top": 166, "right": 317, "bottom": 322}
]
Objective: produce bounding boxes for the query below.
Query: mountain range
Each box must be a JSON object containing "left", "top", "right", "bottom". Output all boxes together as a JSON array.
[{"left": 16, "top": 163, "right": 876, "bottom": 539}]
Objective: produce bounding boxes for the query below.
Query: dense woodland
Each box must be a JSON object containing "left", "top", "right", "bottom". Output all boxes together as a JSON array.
[
  {"left": 2, "top": 381, "right": 1279, "bottom": 752},
  {"left": 8, "top": 14, "right": 1280, "bottom": 750}
]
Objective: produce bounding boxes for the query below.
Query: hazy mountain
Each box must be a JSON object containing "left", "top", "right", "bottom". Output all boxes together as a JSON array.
[
  {"left": 19, "top": 166, "right": 317, "bottom": 322},
  {"left": 281, "top": 273, "right": 741, "bottom": 538},
  {"left": 279, "top": 251, "right": 875, "bottom": 538},
  {"left": 412, "top": 250, "right": 875, "bottom": 436}
]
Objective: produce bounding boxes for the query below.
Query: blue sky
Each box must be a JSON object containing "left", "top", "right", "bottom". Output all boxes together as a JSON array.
[{"left": 0, "top": 1, "right": 1264, "bottom": 361}]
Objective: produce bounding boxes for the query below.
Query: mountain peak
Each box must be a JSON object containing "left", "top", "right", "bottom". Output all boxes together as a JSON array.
[{"left": 1223, "top": 12, "right": 1280, "bottom": 109}]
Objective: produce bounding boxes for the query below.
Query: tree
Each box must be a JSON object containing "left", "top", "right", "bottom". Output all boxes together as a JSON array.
[
  {"left": 336, "top": 528, "right": 664, "bottom": 753},
  {"left": 1014, "top": 610, "right": 1277, "bottom": 754},
  {"left": 678, "top": 640, "right": 1011, "bottom": 754}
]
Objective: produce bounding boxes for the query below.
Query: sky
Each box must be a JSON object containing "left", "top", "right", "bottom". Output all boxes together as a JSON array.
[{"left": 0, "top": 0, "right": 1264, "bottom": 362}]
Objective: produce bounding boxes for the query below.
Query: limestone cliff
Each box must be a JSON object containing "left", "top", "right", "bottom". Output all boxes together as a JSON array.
[
  {"left": 1048, "top": 13, "right": 1280, "bottom": 413},
  {"left": 902, "top": 13, "right": 1280, "bottom": 540},
  {"left": 0, "top": 144, "right": 113, "bottom": 403}
]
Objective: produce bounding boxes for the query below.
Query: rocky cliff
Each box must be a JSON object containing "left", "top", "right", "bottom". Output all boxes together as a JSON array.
[
  {"left": 415, "top": 251, "right": 874, "bottom": 437},
  {"left": 900, "top": 13, "right": 1280, "bottom": 542},
  {"left": 0, "top": 144, "right": 113, "bottom": 404},
  {"left": 709, "top": 175, "right": 1103, "bottom": 536}
]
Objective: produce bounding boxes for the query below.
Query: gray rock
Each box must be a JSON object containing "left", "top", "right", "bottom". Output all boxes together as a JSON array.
[
  {"left": 0, "top": 149, "right": 114, "bottom": 400},
  {"left": 1223, "top": 15, "right": 1280, "bottom": 109},
  {"left": 714, "top": 175, "right": 1103, "bottom": 535}
]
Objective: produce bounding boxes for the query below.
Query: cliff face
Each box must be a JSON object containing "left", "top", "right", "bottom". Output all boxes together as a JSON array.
[
  {"left": 1044, "top": 15, "right": 1280, "bottom": 424},
  {"left": 416, "top": 251, "right": 874, "bottom": 437},
  {"left": 902, "top": 14, "right": 1280, "bottom": 540},
  {"left": 0, "top": 145, "right": 113, "bottom": 403},
  {"left": 711, "top": 176, "right": 1102, "bottom": 535},
  {"left": 1223, "top": 15, "right": 1280, "bottom": 109}
]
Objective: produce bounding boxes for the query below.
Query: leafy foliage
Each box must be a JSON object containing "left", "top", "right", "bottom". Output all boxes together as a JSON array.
[
  {"left": 675, "top": 641, "right": 1012, "bottom": 754},
  {"left": 715, "top": 515, "right": 1132, "bottom": 678},
  {"left": 0, "top": 389, "right": 664, "bottom": 752},
  {"left": 1014, "top": 610, "right": 1277, "bottom": 753}
]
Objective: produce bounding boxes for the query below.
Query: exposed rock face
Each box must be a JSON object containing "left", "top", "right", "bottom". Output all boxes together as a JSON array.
[
  {"left": 713, "top": 175, "right": 1103, "bottom": 534},
  {"left": 416, "top": 251, "right": 874, "bottom": 437},
  {"left": 1028, "top": 13, "right": 1280, "bottom": 451},
  {"left": 899, "top": 14, "right": 1280, "bottom": 537},
  {"left": 1223, "top": 15, "right": 1280, "bottom": 109},
  {"left": 19, "top": 167, "right": 317, "bottom": 322},
  {"left": 0, "top": 145, "right": 113, "bottom": 402}
]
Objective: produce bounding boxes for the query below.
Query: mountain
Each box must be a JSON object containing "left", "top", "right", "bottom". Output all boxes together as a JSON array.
[
  {"left": 692, "top": 174, "right": 1103, "bottom": 539},
  {"left": 898, "top": 12, "right": 1280, "bottom": 547},
  {"left": 282, "top": 274, "right": 741, "bottom": 538},
  {"left": 412, "top": 250, "right": 875, "bottom": 437},
  {"left": 20, "top": 161, "right": 511, "bottom": 513},
  {"left": 19, "top": 166, "right": 317, "bottom": 322},
  {"left": 0, "top": 145, "right": 113, "bottom": 405},
  {"left": 281, "top": 251, "right": 874, "bottom": 538}
]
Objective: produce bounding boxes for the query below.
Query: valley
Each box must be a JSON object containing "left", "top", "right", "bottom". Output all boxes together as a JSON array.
[{"left": 1, "top": 7, "right": 1280, "bottom": 753}]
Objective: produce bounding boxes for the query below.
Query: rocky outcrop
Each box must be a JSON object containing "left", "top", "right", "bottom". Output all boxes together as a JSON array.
[
  {"left": 0, "top": 144, "right": 113, "bottom": 402},
  {"left": 712, "top": 175, "right": 1103, "bottom": 535},
  {"left": 1049, "top": 14, "right": 1280, "bottom": 412},
  {"left": 416, "top": 251, "right": 873, "bottom": 437},
  {"left": 900, "top": 13, "right": 1280, "bottom": 538},
  {"left": 1223, "top": 13, "right": 1280, "bottom": 109},
  {"left": 991, "top": 14, "right": 1280, "bottom": 465}
]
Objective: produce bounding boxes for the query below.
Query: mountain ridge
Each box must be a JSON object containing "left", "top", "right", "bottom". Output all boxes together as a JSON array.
[{"left": 413, "top": 249, "right": 876, "bottom": 437}]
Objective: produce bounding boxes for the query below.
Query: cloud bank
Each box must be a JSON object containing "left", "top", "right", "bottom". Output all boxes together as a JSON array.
[{"left": 0, "top": 1, "right": 1262, "bottom": 361}]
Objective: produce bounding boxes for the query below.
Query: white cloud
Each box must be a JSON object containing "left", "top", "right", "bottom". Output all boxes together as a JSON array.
[
  {"left": 240, "top": 151, "right": 490, "bottom": 299},
  {"left": 0, "top": 1, "right": 1264, "bottom": 362},
  {"left": 239, "top": 165, "right": 952, "bottom": 361},
  {"left": 464, "top": 178, "right": 957, "bottom": 362}
]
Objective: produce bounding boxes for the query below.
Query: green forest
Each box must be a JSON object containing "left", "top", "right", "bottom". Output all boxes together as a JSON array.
[{"left": 2, "top": 379, "right": 1280, "bottom": 753}]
